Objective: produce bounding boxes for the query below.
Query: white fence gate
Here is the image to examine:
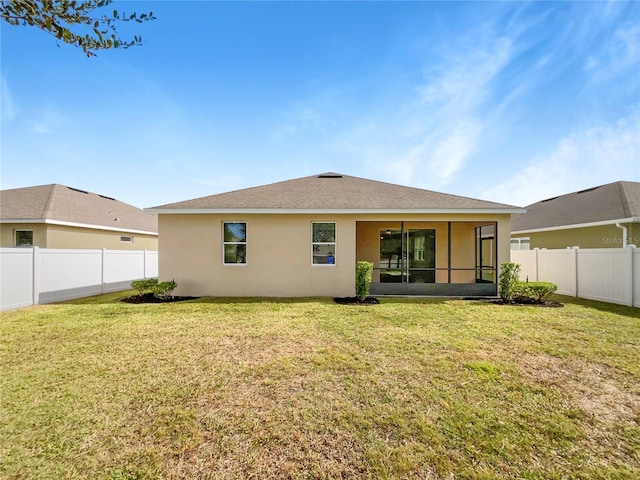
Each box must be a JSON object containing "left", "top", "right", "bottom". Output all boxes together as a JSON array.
[
  {"left": 0, "top": 247, "right": 158, "bottom": 311},
  {"left": 512, "top": 246, "right": 639, "bottom": 308}
]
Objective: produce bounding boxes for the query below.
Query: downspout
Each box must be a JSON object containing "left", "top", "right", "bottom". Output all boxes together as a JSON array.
[{"left": 615, "top": 222, "right": 628, "bottom": 248}]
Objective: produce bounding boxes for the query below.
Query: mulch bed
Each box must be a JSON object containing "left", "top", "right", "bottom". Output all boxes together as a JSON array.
[
  {"left": 333, "top": 297, "right": 380, "bottom": 305},
  {"left": 121, "top": 293, "right": 199, "bottom": 304}
]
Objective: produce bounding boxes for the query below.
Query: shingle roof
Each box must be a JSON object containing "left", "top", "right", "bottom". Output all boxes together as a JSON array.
[
  {"left": 148, "top": 173, "right": 522, "bottom": 213},
  {"left": 0, "top": 184, "right": 157, "bottom": 234},
  {"left": 511, "top": 181, "right": 640, "bottom": 232}
]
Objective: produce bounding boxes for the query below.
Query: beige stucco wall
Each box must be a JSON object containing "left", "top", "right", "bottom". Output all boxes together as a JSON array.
[
  {"left": 1, "top": 223, "right": 157, "bottom": 250},
  {"left": 159, "top": 213, "right": 512, "bottom": 297},
  {"left": 512, "top": 223, "right": 639, "bottom": 249},
  {"left": 450, "top": 222, "right": 477, "bottom": 283},
  {"left": 159, "top": 214, "right": 356, "bottom": 297},
  {"left": 46, "top": 224, "right": 157, "bottom": 250},
  {"left": 1, "top": 223, "right": 48, "bottom": 247}
]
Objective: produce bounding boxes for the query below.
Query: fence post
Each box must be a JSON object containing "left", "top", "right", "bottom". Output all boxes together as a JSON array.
[
  {"left": 573, "top": 246, "right": 579, "bottom": 298},
  {"left": 32, "top": 246, "right": 40, "bottom": 306},
  {"left": 627, "top": 245, "right": 635, "bottom": 307},
  {"left": 533, "top": 248, "right": 539, "bottom": 282},
  {"left": 101, "top": 248, "right": 107, "bottom": 294}
]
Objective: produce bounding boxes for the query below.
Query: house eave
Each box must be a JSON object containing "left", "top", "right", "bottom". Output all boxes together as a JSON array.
[
  {"left": 512, "top": 217, "right": 640, "bottom": 234},
  {"left": 0, "top": 218, "right": 158, "bottom": 236},
  {"left": 144, "top": 207, "right": 526, "bottom": 215}
]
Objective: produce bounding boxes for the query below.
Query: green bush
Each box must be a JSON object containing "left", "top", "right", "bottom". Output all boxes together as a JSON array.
[
  {"left": 513, "top": 281, "right": 557, "bottom": 304},
  {"left": 498, "top": 262, "right": 521, "bottom": 301},
  {"left": 355, "top": 261, "right": 374, "bottom": 302},
  {"left": 153, "top": 279, "right": 177, "bottom": 299},
  {"left": 131, "top": 278, "right": 158, "bottom": 295}
]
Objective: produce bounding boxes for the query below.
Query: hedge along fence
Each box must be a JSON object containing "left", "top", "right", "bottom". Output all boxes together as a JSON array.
[
  {"left": 511, "top": 246, "right": 640, "bottom": 307},
  {"left": 512, "top": 281, "right": 557, "bottom": 304},
  {"left": 0, "top": 247, "right": 158, "bottom": 311},
  {"left": 499, "top": 262, "right": 557, "bottom": 304}
]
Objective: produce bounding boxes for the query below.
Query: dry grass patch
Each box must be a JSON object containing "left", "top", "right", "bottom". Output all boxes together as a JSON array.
[
  {"left": 518, "top": 353, "right": 638, "bottom": 424},
  {"left": 517, "top": 352, "right": 639, "bottom": 470},
  {"left": 1, "top": 293, "right": 639, "bottom": 479}
]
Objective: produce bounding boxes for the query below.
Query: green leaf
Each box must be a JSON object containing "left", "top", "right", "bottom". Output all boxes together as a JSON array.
[{"left": 2, "top": 1, "right": 154, "bottom": 56}]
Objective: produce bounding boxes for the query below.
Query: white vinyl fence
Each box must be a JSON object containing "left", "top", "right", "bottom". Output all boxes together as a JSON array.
[
  {"left": 0, "top": 247, "right": 158, "bottom": 311},
  {"left": 511, "top": 246, "right": 639, "bottom": 308}
]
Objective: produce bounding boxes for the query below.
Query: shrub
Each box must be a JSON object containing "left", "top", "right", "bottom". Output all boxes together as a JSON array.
[
  {"left": 153, "top": 279, "right": 177, "bottom": 299},
  {"left": 131, "top": 278, "right": 158, "bottom": 295},
  {"left": 513, "top": 281, "right": 557, "bottom": 304},
  {"left": 355, "top": 261, "right": 374, "bottom": 302},
  {"left": 498, "top": 262, "right": 521, "bottom": 302}
]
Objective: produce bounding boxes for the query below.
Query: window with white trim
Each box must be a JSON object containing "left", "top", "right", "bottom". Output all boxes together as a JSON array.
[
  {"left": 15, "top": 230, "right": 33, "bottom": 247},
  {"left": 223, "top": 222, "right": 247, "bottom": 264},
  {"left": 510, "top": 237, "right": 530, "bottom": 250},
  {"left": 312, "top": 222, "right": 336, "bottom": 265}
]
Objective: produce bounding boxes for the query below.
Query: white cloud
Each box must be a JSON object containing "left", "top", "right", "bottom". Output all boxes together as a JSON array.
[
  {"left": 270, "top": 87, "right": 351, "bottom": 143},
  {"left": 267, "top": 18, "right": 518, "bottom": 190},
  {"left": 391, "top": 120, "right": 482, "bottom": 186},
  {"left": 482, "top": 108, "right": 640, "bottom": 206},
  {"left": 1, "top": 76, "right": 17, "bottom": 122},
  {"left": 585, "top": 22, "right": 640, "bottom": 84},
  {"left": 375, "top": 35, "right": 513, "bottom": 187},
  {"left": 32, "top": 104, "right": 65, "bottom": 134},
  {"left": 271, "top": 104, "right": 320, "bottom": 141}
]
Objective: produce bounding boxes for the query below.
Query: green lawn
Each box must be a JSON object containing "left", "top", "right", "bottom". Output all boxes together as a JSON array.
[{"left": 1, "top": 293, "right": 638, "bottom": 479}]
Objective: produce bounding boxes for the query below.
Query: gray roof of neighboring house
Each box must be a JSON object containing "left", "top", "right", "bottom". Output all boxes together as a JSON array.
[
  {"left": 0, "top": 184, "right": 157, "bottom": 234},
  {"left": 148, "top": 173, "right": 523, "bottom": 213},
  {"left": 511, "top": 181, "right": 640, "bottom": 232}
]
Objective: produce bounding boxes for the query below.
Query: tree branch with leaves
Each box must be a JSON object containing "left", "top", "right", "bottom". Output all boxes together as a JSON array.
[{"left": 0, "top": 0, "right": 155, "bottom": 57}]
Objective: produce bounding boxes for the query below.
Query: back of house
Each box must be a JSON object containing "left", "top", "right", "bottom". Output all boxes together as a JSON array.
[
  {"left": 146, "top": 173, "right": 524, "bottom": 298},
  {"left": 511, "top": 181, "right": 640, "bottom": 250},
  {"left": 0, "top": 184, "right": 158, "bottom": 250}
]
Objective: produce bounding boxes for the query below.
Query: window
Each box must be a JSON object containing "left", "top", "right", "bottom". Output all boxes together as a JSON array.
[
  {"left": 312, "top": 222, "right": 336, "bottom": 265},
  {"left": 120, "top": 236, "right": 134, "bottom": 243},
  {"left": 510, "top": 237, "right": 530, "bottom": 251},
  {"left": 223, "top": 222, "right": 247, "bottom": 264},
  {"left": 15, "top": 230, "right": 33, "bottom": 247}
]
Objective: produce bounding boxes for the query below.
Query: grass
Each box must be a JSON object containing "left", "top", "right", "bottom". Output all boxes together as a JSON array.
[{"left": 1, "top": 293, "right": 639, "bottom": 479}]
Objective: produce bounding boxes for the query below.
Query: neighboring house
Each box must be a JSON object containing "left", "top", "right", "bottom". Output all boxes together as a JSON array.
[
  {"left": 0, "top": 184, "right": 158, "bottom": 250},
  {"left": 511, "top": 181, "right": 640, "bottom": 250},
  {"left": 145, "top": 173, "right": 524, "bottom": 298}
]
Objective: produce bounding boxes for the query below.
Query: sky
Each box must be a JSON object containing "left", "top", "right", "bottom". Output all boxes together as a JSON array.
[{"left": 1, "top": 1, "right": 639, "bottom": 209}]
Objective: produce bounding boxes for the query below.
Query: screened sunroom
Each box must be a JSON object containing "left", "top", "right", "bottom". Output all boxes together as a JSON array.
[{"left": 356, "top": 221, "right": 498, "bottom": 296}]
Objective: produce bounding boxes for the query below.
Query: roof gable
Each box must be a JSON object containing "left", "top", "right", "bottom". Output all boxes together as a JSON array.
[
  {"left": 511, "top": 181, "right": 640, "bottom": 232},
  {"left": 148, "top": 173, "right": 522, "bottom": 213},
  {"left": 0, "top": 184, "right": 157, "bottom": 233}
]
